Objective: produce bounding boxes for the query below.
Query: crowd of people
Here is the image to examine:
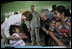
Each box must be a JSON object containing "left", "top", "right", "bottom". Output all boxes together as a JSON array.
[{"left": 1, "top": 4, "right": 71, "bottom": 46}]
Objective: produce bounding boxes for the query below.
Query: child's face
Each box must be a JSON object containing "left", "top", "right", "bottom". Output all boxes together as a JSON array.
[{"left": 15, "top": 27, "right": 20, "bottom": 33}]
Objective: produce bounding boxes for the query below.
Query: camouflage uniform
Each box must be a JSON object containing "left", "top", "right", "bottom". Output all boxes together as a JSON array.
[{"left": 29, "top": 11, "right": 40, "bottom": 45}]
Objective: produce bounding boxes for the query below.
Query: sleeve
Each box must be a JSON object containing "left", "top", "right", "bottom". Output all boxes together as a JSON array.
[
  {"left": 49, "top": 12, "right": 55, "bottom": 21},
  {"left": 1, "top": 24, "right": 4, "bottom": 30},
  {"left": 45, "top": 23, "right": 49, "bottom": 30},
  {"left": 37, "top": 13, "right": 40, "bottom": 27},
  {"left": 40, "top": 19, "right": 45, "bottom": 28},
  {"left": 1, "top": 22, "right": 5, "bottom": 37},
  {"left": 4, "top": 26, "right": 10, "bottom": 38},
  {"left": 29, "top": 22, "right": 31, "bottom": 29},
  {"left": 1, "top": 20, "right": 10, "bottom": 38},
  {"left": 49, "top": 21, "right": 55, "bottom": 32}
]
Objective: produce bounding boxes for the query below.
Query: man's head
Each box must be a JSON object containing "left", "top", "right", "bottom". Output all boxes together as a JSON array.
[
  {"left": 41, "top": 9, "right": 50, "bottom": 20},
  {"left": 30, "top": 5, "right": 34, "bottom": 12},
  {"left": 21, "top": 11, "right": 33, "bottom": 22},
  {"left": 52, "top": 5, "right": 56, "bottom": 11}
]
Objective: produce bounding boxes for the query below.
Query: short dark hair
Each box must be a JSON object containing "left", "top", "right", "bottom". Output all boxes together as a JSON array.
[
  {"left": 52, "top": 5, "right": 56, "bottom": 10},
  {"left": 31, "top": 5, "right": 34, "bottom": 7},
  {"left": 22, "top": 11, "right": 33, "bottom": 21},
  {"left": 56, "top": 5, "right": 67, "bottom": 16}
]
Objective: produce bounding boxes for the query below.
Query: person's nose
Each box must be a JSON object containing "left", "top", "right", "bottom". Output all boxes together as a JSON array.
[{"left": 24, "top": 16, "right": 26, "bottom": 19}]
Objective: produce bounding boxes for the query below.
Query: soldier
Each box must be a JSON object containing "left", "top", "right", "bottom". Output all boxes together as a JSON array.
[{"left": 29, "top": 5, "right": 40, "bottom": 46}]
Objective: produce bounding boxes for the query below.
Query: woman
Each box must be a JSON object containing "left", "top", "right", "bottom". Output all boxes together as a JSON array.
[{"left": 49, "top": 5, "right": 71, "bottom": 46}]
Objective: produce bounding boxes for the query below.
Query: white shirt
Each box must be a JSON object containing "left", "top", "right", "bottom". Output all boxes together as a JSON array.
[
  {"left": 1, "top": 14, "right": 22, "bottom": 38},
  {"left": 10, "top": 33, "right": 25, "bottom": 46}
]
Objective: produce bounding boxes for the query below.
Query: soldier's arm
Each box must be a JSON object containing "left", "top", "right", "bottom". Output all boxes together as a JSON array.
[{"left": 37, "top": 13, "right": 40, "bottom": 27}]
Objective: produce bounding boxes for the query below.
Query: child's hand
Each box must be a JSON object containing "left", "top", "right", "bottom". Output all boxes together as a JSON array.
[
  {"left": 9, "top": 36, "right": 20, "bottom": 40},
  {"left": 18, "top": 33, "right": 28, "bottom": 39}
]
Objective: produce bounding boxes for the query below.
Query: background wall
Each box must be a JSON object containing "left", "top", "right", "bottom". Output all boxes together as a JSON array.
[{"left": 1, "top": 1, "right": 71, "bottom": 23}]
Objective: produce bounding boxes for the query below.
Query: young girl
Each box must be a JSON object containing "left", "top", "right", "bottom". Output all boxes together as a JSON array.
[{"left": 9, "top": 25, "right": 28, "bottom": 46}]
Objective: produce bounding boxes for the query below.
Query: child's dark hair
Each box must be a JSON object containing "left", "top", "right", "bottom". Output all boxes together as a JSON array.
[
  {"left": 56, "top": 5, "right": 71, "bottom": 17},
  {"left": 9, "top": 25, "right": 21, "bottom": 35}
]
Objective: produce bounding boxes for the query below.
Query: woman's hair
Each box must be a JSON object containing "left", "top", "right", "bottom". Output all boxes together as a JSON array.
[
  {"left": 9, "top": 25, "right": 21, "bottom": 35},
  {"left": 56, "top": 5, "right": 71, "bottom": 16},
  {"left": 22, "top": 11, "right": 33, "bottom": 21},
  {"left": 41, "top": 9, "right": 50, "bottom": 18}
]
